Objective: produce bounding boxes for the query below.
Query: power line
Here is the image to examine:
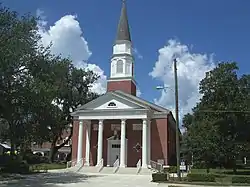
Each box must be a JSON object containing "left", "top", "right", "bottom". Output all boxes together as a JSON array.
[
  {"left": 198, "top": 110, "right": 250, "bottom": 113},
  {"left": 166, "top": 108, "right": 250, "bottom": 113}
]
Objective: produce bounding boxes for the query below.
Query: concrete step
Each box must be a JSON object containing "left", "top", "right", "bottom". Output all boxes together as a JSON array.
[
  {"left": 138, "top": 168, "right": 152, "bottom": 175},
  {"left": 100, "top": 167, "right": 117, "bottom": 174},
  {"left": 117, "top": 167, "right": 139, "bottom": 174},
  {"left": 78, "top": 166, "right": 99, "bottom": 173}
]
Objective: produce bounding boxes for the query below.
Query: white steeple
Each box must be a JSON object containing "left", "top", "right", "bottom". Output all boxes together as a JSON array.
[{"left": 110, "top": 0, "right": 134, "bottom": 79}]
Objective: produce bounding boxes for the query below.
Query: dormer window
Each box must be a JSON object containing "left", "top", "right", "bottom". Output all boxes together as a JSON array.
[{"left": 108, "top": 102, "right": 116, "bottom": 107}]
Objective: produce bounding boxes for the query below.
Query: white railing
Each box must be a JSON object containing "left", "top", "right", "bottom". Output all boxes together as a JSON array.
[
  {"left": 76, "top": 158, "right": 85, "bottom": 172},
  {"left": 96, "top": 158, "right": 104, "bottom": 172},
  {"left": 150, "top": 160, "right": 163, "bottom": 172},
  {"left": 67, "top": 159, "right": 77, "bottom": 168},
  {"left": 136, "top": 159, "right": 141, "bottom": 174},
  {"left": 113, "top": 159, "right": 120, "bottom": 173}
]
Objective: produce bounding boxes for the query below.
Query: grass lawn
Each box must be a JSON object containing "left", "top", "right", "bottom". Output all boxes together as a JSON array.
[
  {"left": 30, "top": 163, "right": 67, "bottom": 171},
  {"left": 188, "top": 168, "right": 250, "bottom": 186},
  {"left": 191, "top": 168, "right": 250, "bottom": 176},
  {"left": 159, "top": 168, "right": 250, "bottom": 186}
]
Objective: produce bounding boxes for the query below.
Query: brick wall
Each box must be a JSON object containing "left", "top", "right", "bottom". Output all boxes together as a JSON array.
[
  {"left": 71, "top": 117, "right": 174, "bottom": 166},
  {"left": 107, "top": 80, "right": 136, "bottom": 95}
]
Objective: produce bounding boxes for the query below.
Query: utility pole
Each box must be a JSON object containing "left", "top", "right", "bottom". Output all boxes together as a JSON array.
[
  {"left": 174, "top": 58, "right": 181, "bottom": 180},
  {"left": 156, "top": 58, "right": 181, "bottom": 180}
]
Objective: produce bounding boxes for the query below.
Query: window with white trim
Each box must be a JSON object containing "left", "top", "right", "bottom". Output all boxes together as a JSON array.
[
  {"left": 133, "top": 124, "right": 142, "bottom": 131},
  {"left": 116, "top": 60, "right": 123, "bottom": 73},
  {"left": 93, "top": 124, "right": 98, "bottom": 131},
  {"left": 111, "top": 124, "right": 121, "bottom": 131},
  {"left": 108, "top": 102, "right": 116, "bottom": 107},
  {"left": 125, "top": 63, "right": 130, "bottom": 74}
]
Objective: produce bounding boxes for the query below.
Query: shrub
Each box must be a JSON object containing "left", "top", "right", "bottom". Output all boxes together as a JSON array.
[
  {"left": 1, "top": 158, "right": 30, "bottom": 174},
  {"left": 187, "top": 173, "right": 215, "bottom": 182},
  {"left": 192, "top": 161, "right": 207, "bottom": 169},
  {"left": 0, "top": 155, "right": 12, "bottom": 167},
  {"left": 152, "top": 172, "right": 169, "bottom": 182},
  {"left": 232, "top": 176, "right": 250, "bottom": 184},
  {"left": 23, "top": 153, "right": 49, "bottom": 164},
  {"left": 164, "top": 166, "right": 177, "bottom": 173},
  {"left": 31, "top": 163, "right": 66, "bottom": 171}
]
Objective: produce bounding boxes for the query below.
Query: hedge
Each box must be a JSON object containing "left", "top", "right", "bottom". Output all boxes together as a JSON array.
[
  {"left": 1, "top": 159, "right": 30, "bottom": 174},
  {"left": 168, "top": 166, "right": 177, "bottom": 173},
  {"left": 152, "top": 172, "right": 169, "bottom": 182},
  {"left": 232, "top": 176, "right": 250, "bottom": 184},
  {"left": 187, "top": 173, "right": 215, "bottom": 182}
]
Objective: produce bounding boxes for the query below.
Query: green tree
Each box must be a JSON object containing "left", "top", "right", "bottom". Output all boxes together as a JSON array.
[
  {"left": 30, "top": 59, "right": 99, "bottom": 162},
  {"left": 0, "top": 5, "right": 44, "bottom": 153},
  {"left": 184, "top": 62, "right": 250, "bottom": 173}
]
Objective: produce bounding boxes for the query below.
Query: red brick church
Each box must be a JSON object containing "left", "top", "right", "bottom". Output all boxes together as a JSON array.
[{"left": 71, "top": 1, "right": 178, "bottom": 169}]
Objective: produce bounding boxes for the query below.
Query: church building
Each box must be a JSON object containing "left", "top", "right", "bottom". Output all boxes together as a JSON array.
[{"left": 71, "top": 1, "right": 178, "bottom": 169}]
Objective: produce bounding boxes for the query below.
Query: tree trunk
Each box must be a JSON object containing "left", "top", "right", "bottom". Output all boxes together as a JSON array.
[
  {"left": 232, "top": 158, "right": 237, "bottom": 174},
  {"left": 10, "top": 140, "right": 15, "bottom": 156},
  {"left": 49, "top": 138, "right": 57, "bottom": 163},
  {"left": 49, "top": 126, "right": 73, "bottom": 163},
  {"left": 49, "top": 146, "right": 57, "bottom": 163}
]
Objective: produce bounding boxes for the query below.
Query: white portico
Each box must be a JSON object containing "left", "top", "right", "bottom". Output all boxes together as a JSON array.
[{"left": 71, "top": 90, "right": 157, "bottom": 168}]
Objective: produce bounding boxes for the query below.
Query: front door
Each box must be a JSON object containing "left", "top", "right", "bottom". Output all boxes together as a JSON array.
[
  {"left": 110, "top": 143, "right": 120, "bottom": 166},
  {"left": 107, "top": 139, "right": 120, "bottom": 166}
]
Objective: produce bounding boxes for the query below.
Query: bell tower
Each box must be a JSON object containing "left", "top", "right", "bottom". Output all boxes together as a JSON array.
[{"left": 107, "top": 0, "right": 136, "bottom": 95}]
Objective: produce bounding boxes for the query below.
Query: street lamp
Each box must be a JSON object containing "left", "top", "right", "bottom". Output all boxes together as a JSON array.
[
  {"left": 156, "top": 86, "right": 167, "bottom": 90},
  {"left": 156, "top": 58, "right": 181, "bottom": 180}
]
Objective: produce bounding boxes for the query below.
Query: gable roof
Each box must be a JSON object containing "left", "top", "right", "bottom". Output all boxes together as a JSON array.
[
  {"left": 113, "top": 90, "right": 170, "bottom": 113},
  {"left": 72, "top": 90, "right": 170, "bottom": 115}
]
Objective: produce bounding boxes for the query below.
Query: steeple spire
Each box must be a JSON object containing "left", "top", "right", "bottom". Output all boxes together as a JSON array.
[{"left": 116, "top": 0, "right": 131, "bottom": 42}]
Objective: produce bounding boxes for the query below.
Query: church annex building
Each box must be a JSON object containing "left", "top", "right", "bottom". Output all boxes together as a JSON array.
[{"left": 71, "top": 1, "right": 178, "bottom": 169}]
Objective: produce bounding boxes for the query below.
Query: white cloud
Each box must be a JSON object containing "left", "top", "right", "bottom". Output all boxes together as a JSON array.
[
  {"left": 133, "top": 48, "right": 143, "bottom": 60},
  {"left": 136, "top": 88, "right": 142, "bottom": 97},
  {"left": 150, "top": 39, "right": 215, "bottom": 125},
  {"left": 36, "top": 9, "right": 107, "bottom": 95}
]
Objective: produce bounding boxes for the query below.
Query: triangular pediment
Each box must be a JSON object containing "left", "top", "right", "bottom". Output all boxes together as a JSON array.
[
  {"left": 94, "top": 99, "right": 132, "bottom": 110},
  {"left": 75, "top": 92, "right": 147, "bottom": 111}
]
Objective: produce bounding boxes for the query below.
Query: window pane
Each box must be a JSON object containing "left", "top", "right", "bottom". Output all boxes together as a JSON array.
[
  {"left": 125, "top": 63, "right": 130, "bottom": 74},
  {"left": 117, "top": 60, "right": 123, "bottom": 73}
]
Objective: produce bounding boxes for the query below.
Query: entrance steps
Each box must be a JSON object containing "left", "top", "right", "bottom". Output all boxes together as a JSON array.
[
  {"left": 100, "top": 167, "right": 117, "bottom": 174},
  {"left": 117, "top": 167, "right": 139, "bottom": 174},
  {"left": 139, "top": 168, "right": 153, "bottom": 175},
  {"left": 78, "top": 166, "right": 152, "bottom": 175},
  {"left": 78, "top": 166, "right": 99, "bottom": 173}
]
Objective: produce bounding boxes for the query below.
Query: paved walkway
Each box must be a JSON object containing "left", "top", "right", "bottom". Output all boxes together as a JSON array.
[
  {"left": 0, "top": 171, "right": 160, "bottom": 187},
  {"left": 0, "top": 170, "right": 234, "bottom": 187}
]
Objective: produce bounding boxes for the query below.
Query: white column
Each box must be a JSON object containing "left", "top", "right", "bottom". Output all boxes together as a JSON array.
[
  {"left": 147, "top": 120, "right": 151, "bottom": 165},
  {"left": 85, "top": 121, "right": 91, "bottom": 166},
  {"left": 97, "top": 119, "right": 104, "bottom": 165},
  {"left": 77, "top": 120, "right": 83, "bottom": 164},
  {"left": 142, "top": 119, "right": 148, "bottom": 168},
  {"left": 120, "top": 119, "right": 126, "bottom": 167}
]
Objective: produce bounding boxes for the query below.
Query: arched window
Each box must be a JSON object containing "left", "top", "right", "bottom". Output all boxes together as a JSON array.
[
  {"left": 116, "top": 60, "right": 123, "bottom": 73},
  {"left": 125, "top": 63, "right": 131, "bottom": 74},
  {"left": 108, "top": 102, "right": 116, "bottom": 107}
]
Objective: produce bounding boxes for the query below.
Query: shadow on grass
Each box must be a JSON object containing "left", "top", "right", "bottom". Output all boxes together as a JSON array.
[{"left": 0, "top": 172, "right": 102, "bottom": 187}]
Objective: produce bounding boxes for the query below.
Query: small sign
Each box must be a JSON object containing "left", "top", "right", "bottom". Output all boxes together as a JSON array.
[{"left": 180, "top": 165, "right": 186, "bottom": 170}]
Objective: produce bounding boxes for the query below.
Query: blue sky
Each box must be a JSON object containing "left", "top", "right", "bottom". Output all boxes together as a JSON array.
[{"left": 2, "top": 0, "right": 250, "bottom": 118}]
